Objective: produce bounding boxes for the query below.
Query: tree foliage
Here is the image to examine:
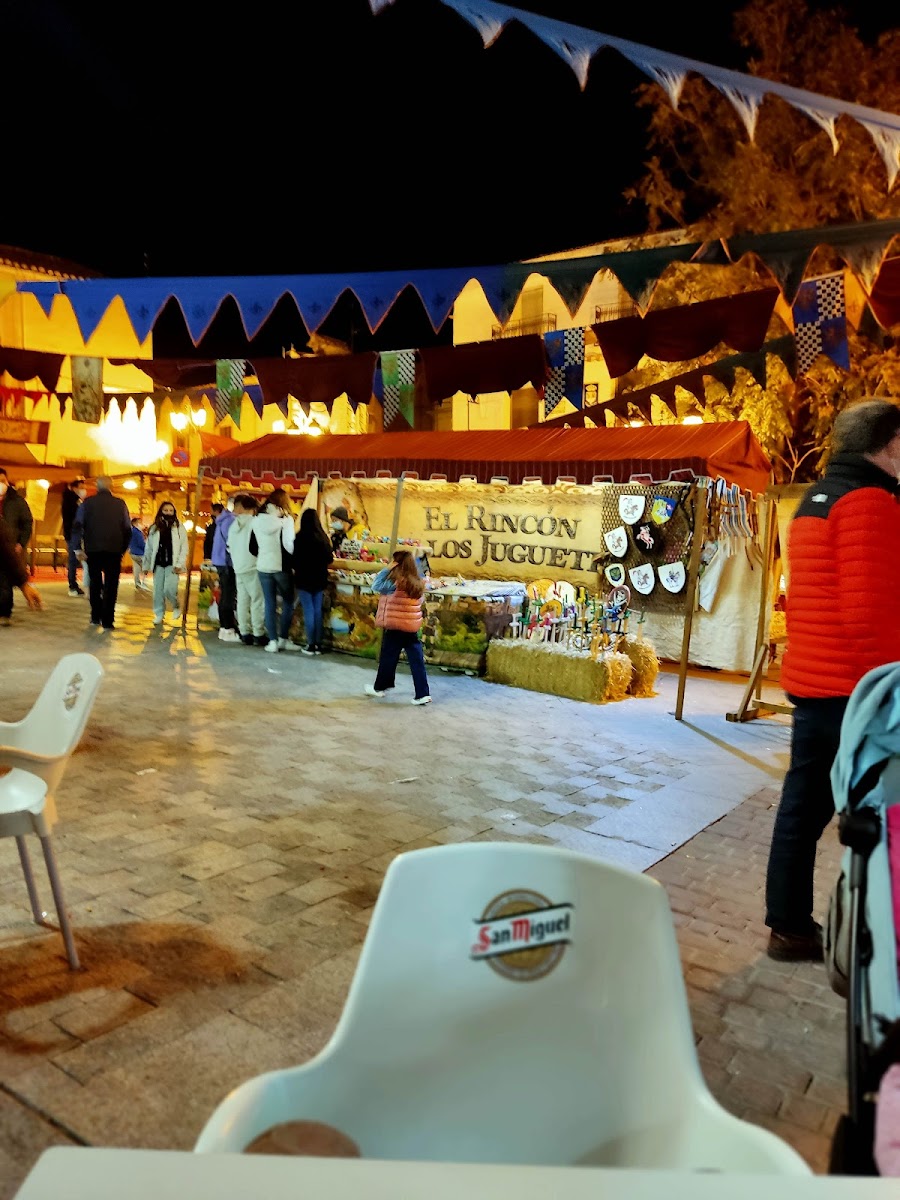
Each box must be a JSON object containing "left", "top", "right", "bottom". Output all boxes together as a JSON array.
[
  {"left": 624, "top": 0, "right": 900, "bottom": 236},
  {"left": 616, "top": 0, "right": 900, "bottom": 481}
]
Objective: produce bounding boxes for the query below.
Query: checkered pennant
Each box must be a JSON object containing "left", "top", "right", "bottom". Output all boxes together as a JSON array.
[
  {"left": 543, "top": 327, "right": 586, "bottom": 418},
  {"left": 215, "top": 359, "right": 246, "bottom": 425},
  {"left": 792, "top": 273, "right": 849, "bottom": 375},
  {"left": 378, "top": 349, "right": 416, "bottom": 428}
]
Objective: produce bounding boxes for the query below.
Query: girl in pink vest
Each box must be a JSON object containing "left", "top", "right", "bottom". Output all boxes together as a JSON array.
[{"left": 365, "top": 549, "right": 431, "bottom": 705}]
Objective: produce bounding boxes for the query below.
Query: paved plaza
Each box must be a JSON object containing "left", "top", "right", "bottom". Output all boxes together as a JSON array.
[{"left": 0, "top": 578, "right": 844, "bottom": 1194}]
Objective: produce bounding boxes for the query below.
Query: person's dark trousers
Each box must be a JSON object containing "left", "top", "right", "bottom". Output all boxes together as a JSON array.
[
  {"left": 216, "top": 566, "right": 237, "bottom": 630},
  {"left": 765, "top": 694, "right": 849, "bottom": 935},
  {"left": 0, "top": 571, "right": 12, "bottom": 618},
  {"left": 374, "top": 629, "right": 430, "bottom": 700},
  {"left": 87, "top": 551, "right": 123, "bottom": 628},
  {"left": 67, "top": 546, "right": 81, "bottom": 590}
]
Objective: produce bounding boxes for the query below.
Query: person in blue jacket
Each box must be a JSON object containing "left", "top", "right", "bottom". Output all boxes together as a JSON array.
[{"left": 129, "top": 517, "right": 147, "bottom": 590}]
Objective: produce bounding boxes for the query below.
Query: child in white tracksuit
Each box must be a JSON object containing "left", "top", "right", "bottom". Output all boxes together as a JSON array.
[{"left": 226, "top": 494, "right": 267, "bottom": 645}]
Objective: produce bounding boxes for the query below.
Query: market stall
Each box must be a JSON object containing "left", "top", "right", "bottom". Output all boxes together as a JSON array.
[{"left": 200, "top": 423, "right": 771, "bottom": 706}]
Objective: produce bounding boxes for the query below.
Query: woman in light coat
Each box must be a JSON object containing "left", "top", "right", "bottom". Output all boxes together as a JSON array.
[
  {"left": 143, "top": 500, "right": 188, "bottom": 625},
  {"left": 252, "top": 488, "right": 297, "bottom": 652}
]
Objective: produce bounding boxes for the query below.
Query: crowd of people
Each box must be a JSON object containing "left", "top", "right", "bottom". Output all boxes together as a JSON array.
[{"left": 0, "top": 473, "right": 432, "bottom": 704}]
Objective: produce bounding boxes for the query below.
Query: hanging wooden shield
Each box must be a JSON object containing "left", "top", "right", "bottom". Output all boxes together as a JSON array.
[
  {"left": 618, "top": 494, "right": 645, "bottom": 524},
  {"left": 658, "top": 561, "right": 686, "bottom": 593},
  {"left": 604, "top": 563, "right": 626, "bottom": 586},
  {"left": 633, "top": 522, "right": 661, "bottom": 553},
  {"left": 628, "top": 563, "right": 656, "bottom": 595},
  {"left": 603, "top": 526, "right": 628, "bottom": 558}
]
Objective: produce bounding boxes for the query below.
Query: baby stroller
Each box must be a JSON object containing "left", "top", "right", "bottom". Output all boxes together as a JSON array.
[{"left": 826, "top": 661, "right": 900, "bottom": 1174}]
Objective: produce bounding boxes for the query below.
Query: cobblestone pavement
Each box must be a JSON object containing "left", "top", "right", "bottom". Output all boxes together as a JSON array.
[{"left": 0, "top": 579, "right": 844, "bottom": 1193}]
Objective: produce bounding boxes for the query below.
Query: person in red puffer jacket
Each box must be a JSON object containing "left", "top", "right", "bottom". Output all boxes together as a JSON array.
[
  {"left": 365, "top": 549, "right": 432, "bottom": 706},
  {"left": 765, "top": 398, "right": 900, "bottom": 962}
]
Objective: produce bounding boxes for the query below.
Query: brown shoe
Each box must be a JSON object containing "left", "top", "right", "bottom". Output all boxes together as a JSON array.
[{"left": 767, "top": 923, "right": 823, "bottom": 963}]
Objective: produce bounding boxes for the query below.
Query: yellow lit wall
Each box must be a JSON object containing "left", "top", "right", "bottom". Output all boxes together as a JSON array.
[{"left": 448, "top": 268, "right": 625, "bottom": 430}]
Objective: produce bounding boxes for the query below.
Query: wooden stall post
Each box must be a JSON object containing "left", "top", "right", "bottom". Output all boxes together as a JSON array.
[
  {"left": 180, "top": 466, "right": 207, "bottom": 637},
  {"left": 674, "top": 482, "right": 708, "bottom": 722},
  {"left": 725, "top": 493, "right": 794, "bottom": 723},
  {"left": 388, "top": 471, "right": 407, "bottom": 557}
]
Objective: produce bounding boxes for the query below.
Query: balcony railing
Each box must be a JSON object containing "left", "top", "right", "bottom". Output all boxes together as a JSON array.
[
  {"left": 594, "top": 303, "right": 639, "bottom": 323},
  {"left": 491, "top": 314, "right": 558, "bottom": 339}
]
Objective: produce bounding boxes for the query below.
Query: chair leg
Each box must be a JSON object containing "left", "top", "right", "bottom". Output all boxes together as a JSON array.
[
  {"left": 16, "top": 836, "right": 47, "bottom": 925},
  {"left": 38, "top": 835, "right": 81, "bottom": 970}
]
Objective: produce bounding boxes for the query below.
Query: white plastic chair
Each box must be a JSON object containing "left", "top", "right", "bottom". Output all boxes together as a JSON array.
[
  {"left": 0, "top": 653, "right": 104, "bottom": 969},
  {"left": 195, "top": 842, "right": 809, "bottom": 1174}
]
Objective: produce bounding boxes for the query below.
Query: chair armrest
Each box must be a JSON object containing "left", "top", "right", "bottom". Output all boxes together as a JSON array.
[{"left": 0, "top": 747, "right": 58, "bottom": 772}]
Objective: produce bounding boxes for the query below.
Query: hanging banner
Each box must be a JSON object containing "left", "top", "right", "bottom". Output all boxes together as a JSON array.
[
  {"left": 543, "top": 328, "right": 586, "bottom": 418},
  {"left": 793, "top": 272, "right": 850, "bottom": 374},
  {"left": 215, "top": 359, "right": 246, "bottom": 427},
  {"left": 379, "top": 349, "right": 416, "bottom": 429},
  {"left": 0, "top": 416, "right": 50, "bottom": 445},
  {"left": 70, "top": 356, "right": 104, "bottom": 424}
]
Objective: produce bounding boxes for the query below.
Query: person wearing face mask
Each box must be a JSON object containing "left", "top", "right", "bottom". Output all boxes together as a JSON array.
[
  {"left": 0, "top": 467, "right": 34, "bottom": 627},
  {"left": 71, "top": 475, "right": 132, "bottom": 631},
  {"left": 764, "top": 398, "right": 900, "bottom": 963},
  {"left": 143, "top": 501, "right": 188, "bottom": 626},
  {"left": 62, "top": 476, "right": 88, "bottom": 596}
]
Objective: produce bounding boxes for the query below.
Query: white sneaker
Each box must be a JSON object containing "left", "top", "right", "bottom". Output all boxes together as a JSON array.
[
  {"left": 411, "top": 696, "right": 433, "bottom": 706},
  {"left": 282, "top": 640, "right": 302, "bottom": 651},
  {"left": 172, "top": 609, "right": 182, "bottom": 622},
  {"left": 364, "top": 684, "right": 386, "bottom": 697},
  {"left": 264, "top": 640, "right": 281, "bottom": 653},
  {"left": 218, "top": 627, "right": 241, "bottom": 642}
]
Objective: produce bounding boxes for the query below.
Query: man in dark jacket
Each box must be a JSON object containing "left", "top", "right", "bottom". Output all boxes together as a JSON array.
[
  {"left": 72, "top": 476, "right": 132, "bottom": 631},
  {"left": 61, "top": 476, "right": 88, "bottom": 596},
  {"left": 0, "top": 467, "right": 34, "bottom": 624},
  {"left": 765, "top": 398, "right": 900, "bottom": 962},
  {"left": 0, "top": 517, "right": 43, "bottom": 619}
]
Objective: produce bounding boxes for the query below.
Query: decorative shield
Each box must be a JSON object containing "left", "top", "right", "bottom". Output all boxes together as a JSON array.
[
  {"left": 604, "top": 526, "right": 628, "bottom": 558},
  {"left": 634, "top": 523, "right": 661, "bottom": 553},
  {"left": 628, "top": 563, "right": 656, "bottom": 595},
  {"left": 548, "top": 580, "right": 577, "bottom": 606},
  {"left": 658, "top": 561, "right": 686, "bottom": 593},
  {"left": 650, "top": 495, "right": 677, "bottom": 525},
  {"left": 618, "top": 494, "right": 645, "bottom": 524},
  {"left": 604, "top": 563, "right": 626, "bottom": 587}
]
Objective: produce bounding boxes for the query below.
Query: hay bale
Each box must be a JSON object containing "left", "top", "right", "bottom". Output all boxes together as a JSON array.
[
  {"left": 486, "top": 640, "right": 636, "bottom": 704},
  {"left": 622, "top": 637, "right": 660, "bottom": 698}
]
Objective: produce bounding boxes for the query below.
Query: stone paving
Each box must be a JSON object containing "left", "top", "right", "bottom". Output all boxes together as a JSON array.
[{"left": 0, "top": 578, "right": 844, "bottom": 1193}]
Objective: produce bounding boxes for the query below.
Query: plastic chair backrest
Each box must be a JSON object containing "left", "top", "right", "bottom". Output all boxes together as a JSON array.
[
  {"left": 5, "top": 654, "right": 104, "bottom": 790},
  {"left": 322, "top": 843, "right": 704, "bottom": 1164}
]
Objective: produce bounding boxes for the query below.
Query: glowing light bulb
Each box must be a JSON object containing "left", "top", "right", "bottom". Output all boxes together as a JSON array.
[
  {"left": 191, "top": 408, "right": 207, "bottom": 427},
  {"left": 123, "top": 479, "right": 139, "bottom": 490},
  {"left": 170, "top": 412, "right": 189, "bottom": 431}
]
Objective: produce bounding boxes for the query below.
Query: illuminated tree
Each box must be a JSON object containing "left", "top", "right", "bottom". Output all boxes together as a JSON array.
[{"left": 618, "top": 0, "right": 900, "bottom": 480}]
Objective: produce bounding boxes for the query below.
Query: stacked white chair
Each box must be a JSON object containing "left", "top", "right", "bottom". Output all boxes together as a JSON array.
[{"left": 0, "top": 653, "right": 104, "bottom": 969}]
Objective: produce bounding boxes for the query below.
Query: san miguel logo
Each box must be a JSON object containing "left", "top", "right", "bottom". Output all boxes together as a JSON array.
[{"left": 471, "top": 889, "right": 573, "bottom": 982}]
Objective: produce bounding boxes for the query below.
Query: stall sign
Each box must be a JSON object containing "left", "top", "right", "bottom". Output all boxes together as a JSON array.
[{"left": 0, "top": 417, "right": 50, "bottom": 445}]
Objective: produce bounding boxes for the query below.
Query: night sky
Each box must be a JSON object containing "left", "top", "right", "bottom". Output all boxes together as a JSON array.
[{"left": 3, "top": 0, "right": 893, "bottom": 279}]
